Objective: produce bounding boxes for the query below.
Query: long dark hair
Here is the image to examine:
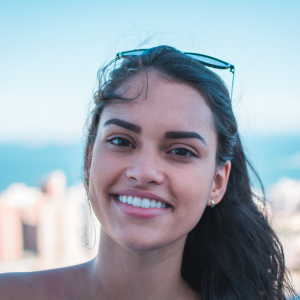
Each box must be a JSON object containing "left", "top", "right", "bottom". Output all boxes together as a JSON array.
[{"left": 84, "top": 46, "right": 298, "bottom": 299}]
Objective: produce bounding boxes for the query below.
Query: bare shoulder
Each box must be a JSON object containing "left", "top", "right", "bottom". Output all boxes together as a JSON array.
[{"left": 0, "top": 261, "right": 91, "bottom": 300}]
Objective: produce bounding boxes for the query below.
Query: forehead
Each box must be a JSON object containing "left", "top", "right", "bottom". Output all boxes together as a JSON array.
[{"left": 100, "top": 72, "right": 216, "bottom": 139}]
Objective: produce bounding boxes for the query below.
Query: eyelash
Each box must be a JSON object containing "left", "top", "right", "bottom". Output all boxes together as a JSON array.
[
  {"left": 168, "top": 148, "right": 196, "bottom": 157},
  {"left": 108, "top": 137, "right": 197, "bottom": 158},
  {"left": 108, "top": 136, "right": 135, "bottom": 148}
]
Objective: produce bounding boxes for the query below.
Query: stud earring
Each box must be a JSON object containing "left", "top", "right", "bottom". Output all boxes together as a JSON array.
[{"left": 211, "top": 199, "right": 216, "bottom": 208}]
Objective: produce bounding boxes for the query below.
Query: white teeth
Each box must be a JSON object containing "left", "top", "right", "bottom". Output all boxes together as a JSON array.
[
  {"left": 150, "top": 200, "right": 156, "bottom": 208},
  {"left": 132, "top": 197, "right": 142, "bottom": 207},
  {"left": 141, "top": 198, "right": 150, "bottom": 208},
  {"left": 122, "top": 195, "right": 128, "bottom": 203},
  {"left": 127, "top": 196, "right": 133, "bottom": 205},
  {"left": 156, "top": 201, "right": 162, "bottom": 208},
  {"left": 118, "top": 195, "right": 167, "bottom": 209}
]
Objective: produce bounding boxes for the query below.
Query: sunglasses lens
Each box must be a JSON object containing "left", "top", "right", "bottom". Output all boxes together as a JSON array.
[
  {"left": 119, "top": 50, "right": 145, "bottom": 57},
  {"left": 120, "top": 51, "right": 229, "bottom": 69},
  {"left": 186, "top": 54, "right": 228, "bottom": 68}
]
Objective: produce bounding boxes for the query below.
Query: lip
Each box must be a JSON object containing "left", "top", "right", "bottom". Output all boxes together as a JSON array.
[
  {"left": 112, "top": 196, "right": 170, "bottom": 219},
  {"left": 112, "top": 189, "right": 172, "bottom": 206}
]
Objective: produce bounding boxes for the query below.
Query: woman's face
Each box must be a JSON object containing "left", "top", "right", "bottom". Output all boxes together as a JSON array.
[{"left": 87, "top": 71, "right": 230, "bottom": 251}]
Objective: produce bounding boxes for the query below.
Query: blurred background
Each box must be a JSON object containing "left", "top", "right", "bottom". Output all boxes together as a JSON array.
[{"left": 0, "top": 0, "right": 299, "bottom": 294}]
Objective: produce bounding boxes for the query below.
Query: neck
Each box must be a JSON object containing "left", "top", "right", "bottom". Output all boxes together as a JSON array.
[{"left": 87, "top": 228, "right": 197, "bottom": 300}]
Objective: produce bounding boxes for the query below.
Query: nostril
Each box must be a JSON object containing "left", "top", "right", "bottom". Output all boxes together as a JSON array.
[{"left": 125, "top": 164, "right": 164, "bottom": 185}]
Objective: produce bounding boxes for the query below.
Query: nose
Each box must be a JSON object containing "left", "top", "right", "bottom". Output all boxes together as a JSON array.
[{"left": 125, "top": 148, "right": 164, "bottom": 186}]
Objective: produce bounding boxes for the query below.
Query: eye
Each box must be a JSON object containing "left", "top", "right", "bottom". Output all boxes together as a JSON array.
[
  {"left": 170, "top": 148, "right": 195, "bottom": 157},
  {"left": 109, "top": 137, "right": 134, "bottom": 148}
]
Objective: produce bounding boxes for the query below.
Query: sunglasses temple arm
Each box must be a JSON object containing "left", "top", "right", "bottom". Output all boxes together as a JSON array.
[{"left": 230, "top": 67, "right": 235, "bottom": 100}]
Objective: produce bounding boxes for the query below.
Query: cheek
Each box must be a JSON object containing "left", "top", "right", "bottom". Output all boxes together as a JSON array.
[
  {"left": 170, "top": 162, "right": 214, "bottom": 229},
  {"left": 89, "top": 143, "right": 121, "bottom": 191},
  {"left": 88, "top": 146, "right": 122, "bottom": 220}
]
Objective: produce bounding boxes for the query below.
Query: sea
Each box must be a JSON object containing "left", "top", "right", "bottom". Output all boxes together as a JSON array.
[{"left": 0, "top": 135, "right": 299, "bottom": 193}]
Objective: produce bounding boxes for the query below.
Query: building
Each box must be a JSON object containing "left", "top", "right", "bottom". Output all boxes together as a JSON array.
[{"left": 0, "top": 171, "right": 99, "bottom": 272}]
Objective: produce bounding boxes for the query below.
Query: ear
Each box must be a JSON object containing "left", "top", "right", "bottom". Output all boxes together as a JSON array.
[
  {"left": 208, "top": 161, "right": 231, "bottom": 207},
  {"left": 85, "top": 145, "right": 94, "bottom": 182}
]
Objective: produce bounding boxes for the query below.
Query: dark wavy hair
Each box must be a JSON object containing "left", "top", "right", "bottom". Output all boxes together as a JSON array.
[{"left": 84, "top": 46, "right": 299, "bottom": 299}]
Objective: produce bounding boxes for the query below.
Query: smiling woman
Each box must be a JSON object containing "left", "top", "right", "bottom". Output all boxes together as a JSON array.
[
  {"left": 0, "top": 46, "right": 299, "bottom": 300},
  {"left": 87, "top": 71, "right": 225, "bottom": 259}
]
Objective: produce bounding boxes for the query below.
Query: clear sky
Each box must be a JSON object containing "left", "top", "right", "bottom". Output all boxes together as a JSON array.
[{"left": 1, "top": 0, "right": 299, "bottom": 145}]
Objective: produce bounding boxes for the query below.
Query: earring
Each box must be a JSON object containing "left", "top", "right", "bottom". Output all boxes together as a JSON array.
[{"left": 211, "top": 199, "right": 216, "bottom": 208}]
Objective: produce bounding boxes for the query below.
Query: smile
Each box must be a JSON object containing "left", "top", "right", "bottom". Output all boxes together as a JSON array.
[
  {"left": 118, "top": 195, "right": 167, "bottom": 208},
  {"left": 113, "top": 193, "right": 170, "bottom": 219}
]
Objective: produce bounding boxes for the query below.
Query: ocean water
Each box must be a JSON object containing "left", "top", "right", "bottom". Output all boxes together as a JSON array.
[
  {"left": 0, "top": 135, "right": 299, "bottom": 193},
  {"left": 0, "top": 142, "right": 84, "bottom": 192},
  {"left": 242, "top": 135, "right": 300, "bottom": 188}
]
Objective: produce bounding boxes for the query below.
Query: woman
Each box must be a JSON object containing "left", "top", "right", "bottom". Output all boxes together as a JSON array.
[{"left": 0, "top": 46, "right": 298, "bottom": 299}]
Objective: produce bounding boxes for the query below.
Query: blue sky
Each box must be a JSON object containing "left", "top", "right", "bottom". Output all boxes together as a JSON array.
[{"left": 1, "top": 0, "right": 299, "bottom": 145}]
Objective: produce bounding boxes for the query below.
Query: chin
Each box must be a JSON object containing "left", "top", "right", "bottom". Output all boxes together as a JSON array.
[
  {"left": 120, "top": 241, "right": 166, "bottom": 252},
  {"left": 114, "top": 231, "right": 171, "bottom": 252}
]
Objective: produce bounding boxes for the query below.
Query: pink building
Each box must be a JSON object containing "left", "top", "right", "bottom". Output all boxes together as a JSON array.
[{"left": 0, "top": 171, "right": 99, "bottom": 272}]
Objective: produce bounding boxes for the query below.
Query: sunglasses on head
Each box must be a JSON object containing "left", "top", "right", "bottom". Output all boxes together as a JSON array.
[{"left": 115, "top": 49, "right": 235, "bottom": 100}]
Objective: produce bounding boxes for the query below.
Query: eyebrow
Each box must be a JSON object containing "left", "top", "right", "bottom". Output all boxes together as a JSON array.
[
  {"left": 103, "top": 118, "right": 141, "bottom": 133},
  {"left": 165, "top": 131, "right": 206, "bottom": 145}
]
